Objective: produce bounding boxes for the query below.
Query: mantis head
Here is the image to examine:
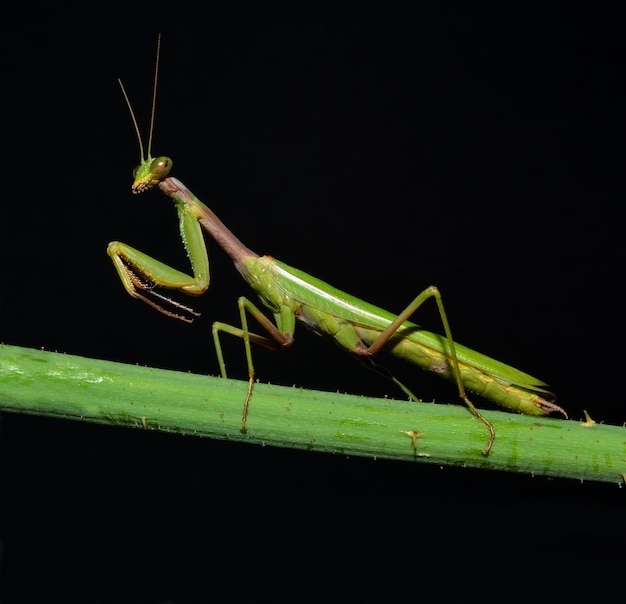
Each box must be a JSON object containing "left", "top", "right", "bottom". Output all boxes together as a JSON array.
[{"left": 132, "top": 156, "right": 173, "bottom": 194}]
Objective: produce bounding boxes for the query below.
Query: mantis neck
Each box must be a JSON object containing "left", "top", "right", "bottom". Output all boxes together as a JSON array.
[{"left": 159, "top": 176, "right": 259, "bottom": 272}]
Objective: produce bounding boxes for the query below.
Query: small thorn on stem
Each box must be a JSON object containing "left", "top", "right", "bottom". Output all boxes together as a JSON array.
[
  {"left": 580, "top": 410, "right": 596, "bottom": 427},
  {"left": 402, "top": 430, "right": 424, "bottom": 455}
]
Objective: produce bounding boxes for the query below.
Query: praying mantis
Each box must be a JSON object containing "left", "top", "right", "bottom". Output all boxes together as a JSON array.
[{"left": 107, "top": 38, "right": 566, "bottom": 455}]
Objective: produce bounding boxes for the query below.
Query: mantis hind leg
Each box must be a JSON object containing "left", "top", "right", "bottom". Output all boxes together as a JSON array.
[
  {"left": 354, "top": 355, "right": 422, "bottom": 403},
  {"left": 358, "top": 285, "right": 495, "bottom": 456}
]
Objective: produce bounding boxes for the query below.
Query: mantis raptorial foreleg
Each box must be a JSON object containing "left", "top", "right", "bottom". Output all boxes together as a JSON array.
[{"left": 108, "top": 240, "right": 205, "bottom": 321}]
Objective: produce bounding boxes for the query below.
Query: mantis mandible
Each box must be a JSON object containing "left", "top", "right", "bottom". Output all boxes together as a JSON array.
[{"left": 107, "top": 37, "right": 567, "bottom": 455}]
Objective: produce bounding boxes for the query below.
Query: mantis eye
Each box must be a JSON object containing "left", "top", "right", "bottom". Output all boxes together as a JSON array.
[
  {"left": 150, "top": 156, "right": 173, "bottom": 179},
  {"left": 132, "top": 164, "right": 141, "bottom": 178}
]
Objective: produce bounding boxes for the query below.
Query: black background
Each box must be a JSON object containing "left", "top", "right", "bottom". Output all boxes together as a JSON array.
[{"left": 1, "top": 2, "right": 624, "bottom": 601}]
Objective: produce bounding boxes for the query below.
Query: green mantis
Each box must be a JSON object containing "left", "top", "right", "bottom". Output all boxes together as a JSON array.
[{"left": 107, "top": 38, "right": 566, "bottom": 455}]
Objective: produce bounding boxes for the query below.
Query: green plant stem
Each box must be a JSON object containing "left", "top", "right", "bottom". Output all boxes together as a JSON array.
[{"left": 1, "top": 343, "right": 624, "bottom": 484}]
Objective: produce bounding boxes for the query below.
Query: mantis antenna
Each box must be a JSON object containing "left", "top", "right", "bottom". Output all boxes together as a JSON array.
[{"left": 117, "top": 33, "right": 162, "bottom": 163}]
